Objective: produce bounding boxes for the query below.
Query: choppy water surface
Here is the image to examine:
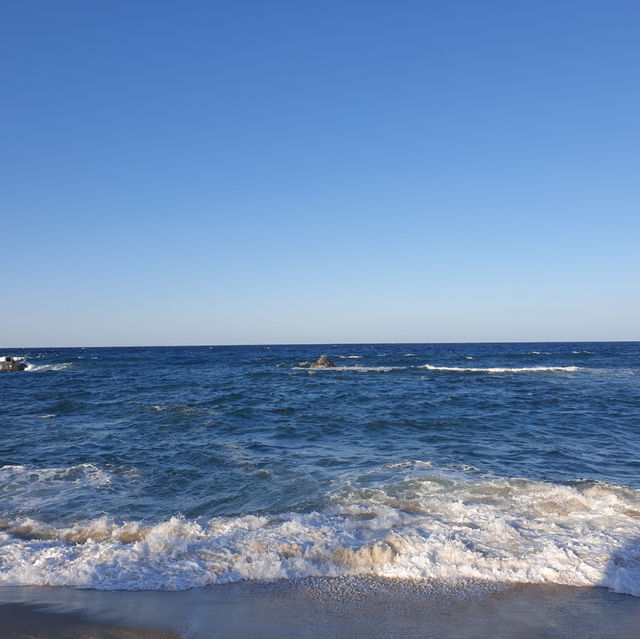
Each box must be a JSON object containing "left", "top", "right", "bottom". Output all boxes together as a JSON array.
[{"left": 1, "top": 343, "right": 639, "bottom": 593}]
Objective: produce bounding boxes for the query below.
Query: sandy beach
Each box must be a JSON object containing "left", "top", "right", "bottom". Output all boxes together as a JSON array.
[{"left": 1, "top": 579, "right": 639, "bottom": 638}]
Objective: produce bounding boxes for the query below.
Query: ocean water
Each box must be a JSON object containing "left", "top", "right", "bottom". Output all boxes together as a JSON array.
[{"left": 1, "top": 342, "right": 639, "bottom": 595}]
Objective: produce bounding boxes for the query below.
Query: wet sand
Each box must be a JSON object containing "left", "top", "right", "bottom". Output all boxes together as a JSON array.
[
  {"left": 1, "top": 579, "right": 639, "bottom": 638},
  {"left": 0, "top": 603, "right": 179, "bottom": 638}
]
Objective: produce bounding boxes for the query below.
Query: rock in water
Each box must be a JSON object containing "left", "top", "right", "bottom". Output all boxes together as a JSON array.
[
  {"left": 1, "top": 357, "right": 26, "bottom": 372},
  {"left": 310, "top": 355, "right": 336, "bottom": 368}
]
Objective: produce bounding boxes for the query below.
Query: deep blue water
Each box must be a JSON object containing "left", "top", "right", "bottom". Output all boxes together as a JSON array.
[{"left": 1, "top": 342, "right": 639, "bottom": 591}]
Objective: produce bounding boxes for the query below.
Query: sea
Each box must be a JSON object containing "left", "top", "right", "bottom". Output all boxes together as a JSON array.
[{"left": 1, "top": 342, "right": 639, "bottom": 596}]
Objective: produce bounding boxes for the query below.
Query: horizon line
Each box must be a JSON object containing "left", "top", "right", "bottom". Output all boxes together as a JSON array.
[{"left": 2, "top": 339, "right": 639, "bottom": 350}]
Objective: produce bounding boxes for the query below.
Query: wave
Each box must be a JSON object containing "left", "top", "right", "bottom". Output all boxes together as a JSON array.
[
  {"left": 0, "top": 463, "right": 113, "bottom": 487},
  {"left": 418, "top": 364, "right": 581, "bottom": 374},
  {"left": 0, "top": 464, "right": 119, "bottom": 514},
  {"left": 338, "top": 355, "right": 363, "bottom": 359},
  {"left": 0, "top": 472, "right": 638, "bottom": 595},
  {"left": 25, "top": 362, "right": 72, "bottom": 372},
  {"left": 294, "top": 365, "right": 406, "bottom": 373},
  {"left": 292, "top": 363, "right": 582, "bottom": 374}
]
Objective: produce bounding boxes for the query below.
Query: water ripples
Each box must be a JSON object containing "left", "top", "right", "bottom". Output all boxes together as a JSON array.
[{"left": 1, "top": 342, "right": 639, "bottom": 524}]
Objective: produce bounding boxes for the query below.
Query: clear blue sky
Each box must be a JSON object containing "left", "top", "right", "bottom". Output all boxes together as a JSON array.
[{"left": 2, "top": 1, "right": 638, "bottom": 346}]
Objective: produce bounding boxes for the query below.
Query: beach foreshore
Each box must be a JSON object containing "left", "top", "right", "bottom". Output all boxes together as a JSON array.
[{"left": 1, "top": 579, "right": 639, "bottom": 638}]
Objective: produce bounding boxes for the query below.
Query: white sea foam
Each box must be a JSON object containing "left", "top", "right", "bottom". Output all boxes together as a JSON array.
[
  {"left": 25, "top": 362, "right": 72, "bottom": 372},
  {"left": 0, "top": 463, "right": 113, "bottom": 487},
  {"left": 0, "top": 464, "right": 117, "bottom": 513},
  {"left": 418, "top": 364, "right": 581, "bottom": 374},
  {"left": 381, "top": 460, "right": 433, "bottom": 470},
  {"left": 294, "top": 365, "right": 406, "bottom": 373},
  {"left": 295, "top": 362, "right": 582, "bottom": 374},
  {"left": 338, "top": 356, "right": 363, "bottom": 359},
  {"left": 0, "top": 473, "right": 639, "bottom": 595}
]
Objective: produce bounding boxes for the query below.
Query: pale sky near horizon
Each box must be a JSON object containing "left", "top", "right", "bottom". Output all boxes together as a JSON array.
[{"left": 2, "top": 1, "right": 639, "bottom": 347}]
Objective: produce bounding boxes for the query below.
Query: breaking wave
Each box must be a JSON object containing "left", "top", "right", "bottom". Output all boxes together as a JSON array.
[
  {"left": 25, "top": 362, "right": 72, "bottom": 372},
  {"left": 291, "top": 362, "right": 584, "bottom": 375},
  {"left": 1, "top": 470, "right": 638, "bottom": 595},
  {"left": 294, "top": 365, "right": 406, "bottom": 373},
  {"left": 418, "top": 364, "right": 581, "bottom": 374}
]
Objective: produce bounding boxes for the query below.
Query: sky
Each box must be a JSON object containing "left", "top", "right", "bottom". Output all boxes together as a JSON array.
[{"left": 2, "top": 0, "right": 639, "bottom": 346}]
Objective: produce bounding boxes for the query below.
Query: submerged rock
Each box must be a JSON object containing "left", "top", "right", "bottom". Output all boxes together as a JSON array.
[
  {"left": 310, "top": 355, "right": 336, "bottom": 368},
  {"left": 1, "top": 356, "right": 26, "bottom": 372}
]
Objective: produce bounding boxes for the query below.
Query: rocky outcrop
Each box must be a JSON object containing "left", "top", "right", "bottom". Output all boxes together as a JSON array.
[
  {"left": 1, "top": 357, "right": 26, "bottom": 372},
  {"left": 310, "top": 355, "right": 336, "bottom": 368}
]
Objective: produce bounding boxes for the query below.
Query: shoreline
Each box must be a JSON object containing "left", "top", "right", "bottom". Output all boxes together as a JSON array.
[{"left": 1, "top": 579, "right": 639, "bottom": 638}]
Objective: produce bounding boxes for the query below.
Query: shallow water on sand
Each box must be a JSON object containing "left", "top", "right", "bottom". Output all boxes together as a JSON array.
[{"left": 1, "top": 580, "right": 640, "bottom": 639}]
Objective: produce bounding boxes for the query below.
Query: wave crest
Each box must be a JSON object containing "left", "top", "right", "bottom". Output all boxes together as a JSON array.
[
  {"left": 25, "top": 362, "right": 72, "bottom": 372},
  {"left": 418, "top": 364, "right": 581, "bottom": 374},
  {"left": 0, "top": 475, "right": 638, "bottom": 594}
]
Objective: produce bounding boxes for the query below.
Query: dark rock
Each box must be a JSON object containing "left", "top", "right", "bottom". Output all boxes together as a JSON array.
[
  {"left": 310, "top": 355, "right": 336, "bottom": 368},
  {"left": 1, "top": 357, "right": 26, "bottom": 372}
]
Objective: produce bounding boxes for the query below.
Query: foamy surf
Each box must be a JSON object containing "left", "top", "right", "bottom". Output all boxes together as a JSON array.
[
  {"left": 418, "top": 364, "right": 581, "bottom": 374},
  {"left": 0, "top": 471, "right": 638, "bottom": 595},
  {"left": 24, "top": 362, "right": 72, "bottom": 372},
  {"left": 0, "top": 463, "right": 113, "bottom": 488},
  {"left": 0, "top": 464, "right": 119, "bottom": 515},
  {"left": 294, "top": 365, "right": 406, "bottom": 373},
  {"left": 292, "top": 362, "right": 582, "bottom": 374}
]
